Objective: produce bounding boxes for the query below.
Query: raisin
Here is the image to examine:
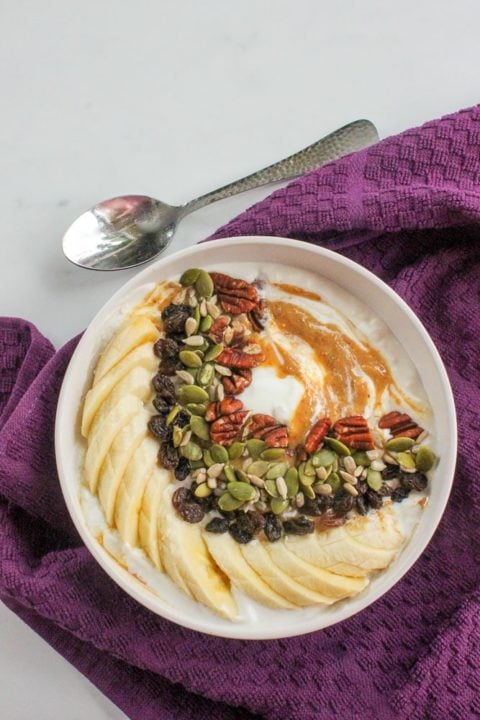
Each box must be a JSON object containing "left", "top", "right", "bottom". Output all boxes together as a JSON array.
[
  {"left": 174, "top": 456, "right": 190, "bottom": 481},
  {"left": 283, "top": 516, "right": 314, "bottom": 535},
  {"left": 333, "top": 494, "right": 355, "bottom": 517},
  {"left": 148, "top": 415, "right": 169, "bottom": 439},
  {"left": 205, "top": 517, "right": 229, "bottom": 534},
  {"left": 152, "top": 373, "right": 176, "bottom": 401},
  {"left": 162, "top": 304, "right": 191, "bottom": 336},
  {"left": 159, "top": 360, "right": 180, "bottom": 377},
  {"left": 153, "top": 395, "right": 171, "bottom": 414},
  {"left": 234, "top": 512, "right": 261, "bottom": 536},
  {"left": 303, "top": 495, "right": 333, "bottom": 516},
  {"left": 400, "top": 471, "right": 428, "bottom": 492},
  {"left": 355, "top": 496, "right": 368, "bottom": 516},
  {"left": 229, "top": 522, "right": 253, "bottom": 544},
  {"left": 366, "top": 490, "right": 383, "bottom": 509},
  {"left": 412, "top": 473, "right": 428, "bottom": 492},
  {"left": 356, "top": 480, "right": 368, "bottom": 495},
  {"left": 246, "top": 511, "right": 266, "bottom": 535},
  {"left": 318, "top": 509, "right": 346, "bottom": 529},
  {"left": 378, "top": 482, "right": 393, "bottom": 497},
  {"left": 174, "top": 410, "right": 190, "bottom": 428},
  {"left": 154, "top": 337, "right": 179, "bottom": 361},
  {"left": 158, "top": 443, "right": 178, "bottom": 469},
  {"left": 392, "top": 486, "right": 410, "bottom": 503},
  {"left": 382, "top": 464, "right": 401, "bottom": 481},
  {"left": 172, "top": 487, "right": 204, "bottom": 523},
  {"left": 264, "top": 512, "right": 282, "bottom": 542}
]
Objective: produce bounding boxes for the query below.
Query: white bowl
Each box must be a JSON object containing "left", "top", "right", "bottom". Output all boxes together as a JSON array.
[{"left": 55, "top": 236, "right": 456, "bottom": 639}]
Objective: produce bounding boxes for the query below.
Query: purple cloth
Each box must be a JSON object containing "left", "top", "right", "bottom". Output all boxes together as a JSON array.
[{"left": 1, "top": 105, "right": 479, "bottom": 720}]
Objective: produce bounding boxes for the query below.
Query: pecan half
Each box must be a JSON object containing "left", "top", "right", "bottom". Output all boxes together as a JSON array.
[
  {"left": 222, "top": 368, "right": 252, "bottom": 395},
  {"left": 304, "top": 417, "right": 332, "bottom": 454},
  {"left": 378, "top": 411, "right": 423, "bottom": 439},
  {"left": 333, "top": 415, "right": 375, "bottom": 450},
  {"left": 210, "top": 410, "right": 249, "bottom": 446},
  {"left": 248, "top": 414, "right": 289, "bottom": 448},
  {"left": 249, "top": 298, "right": 268, "bottom": 332},
  {"left": 205, "top": 397, "right": 244, "bottom": 422},
  {"left": 210, "top": 272, "right": 259, "bottom": 315},
  {"left": 209, "top": 316, "right": 230, "bottom": 344},
  {"left": 216, "top": 346, "right": 265, "bottom": 369}
]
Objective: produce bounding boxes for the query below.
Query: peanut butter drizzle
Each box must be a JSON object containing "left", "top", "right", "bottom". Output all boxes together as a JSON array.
[
  {"left": 265, "top": 300, "right": 412, "bottom": 443},
  {"left": 273, "top": 283, "right": 323, "bottom": 302}
]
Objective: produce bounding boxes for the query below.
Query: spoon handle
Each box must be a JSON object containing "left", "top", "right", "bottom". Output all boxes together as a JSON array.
[{"left": 181, "top": 119, "right": 378, "bottom": 216}]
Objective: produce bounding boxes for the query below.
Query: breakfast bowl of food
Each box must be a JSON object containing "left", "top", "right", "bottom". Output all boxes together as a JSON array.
[{"left": 55, "top": 236, "right": 456, "bottom": 639}]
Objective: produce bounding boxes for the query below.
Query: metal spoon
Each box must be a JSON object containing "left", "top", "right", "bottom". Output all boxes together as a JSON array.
[{"left": 62, "top": 119, "right": 378, "bottom": 271}]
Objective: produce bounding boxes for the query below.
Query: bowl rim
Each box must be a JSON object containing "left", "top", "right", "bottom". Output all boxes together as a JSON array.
[{"left": 55, "top": 235, "right": 457, "bottom": 640}]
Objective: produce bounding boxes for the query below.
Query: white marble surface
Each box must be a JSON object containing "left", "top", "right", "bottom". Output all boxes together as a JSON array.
[{"left": 0, "top": 0, "right": 477, "bottom": 717}]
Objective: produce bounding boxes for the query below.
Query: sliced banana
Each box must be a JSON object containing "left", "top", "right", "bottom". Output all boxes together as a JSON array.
[
  {"left": 138, "top": 466, "right": 170, "bottom": 571},
  {"left": 241, "top": 540, "right": 335, "bottom": 606},
  {"left": 345, "top": 506, "right": 404, "bottom": 550},
  {"left": 266, "top": 541, "right": 369, "bottom": 599},
  {"left": 158, "top": 487, "right": 238, "bottom": 620},
  {"left": 93, "top": 316, "right": 159, "bottom": 386},
  {"left": 204, "top": 532, "right": 296, "bottom": 610}
]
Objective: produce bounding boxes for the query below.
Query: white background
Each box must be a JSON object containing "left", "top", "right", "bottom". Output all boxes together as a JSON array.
[{"left": 0, "top": 1, "right": 477, "bottom": 717}]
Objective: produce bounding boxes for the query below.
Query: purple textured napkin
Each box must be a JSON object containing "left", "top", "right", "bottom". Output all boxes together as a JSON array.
[{"left": 1, "top": 105, "right": 480, "bottom": 720}]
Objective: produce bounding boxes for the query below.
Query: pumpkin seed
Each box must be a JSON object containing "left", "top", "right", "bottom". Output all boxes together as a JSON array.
[
  {"left": 248, "top": 460, "right": 269, "bottom": 477},
  {"left": 255, "top": 500, "right": 268, "bottom": 512},
  {"left": 204, "top": 343, "right": 224, "bottom": 362},
  {"left": 235, "top": 468, "right": 249, "bottom": 482},
  {"left": 180, "top": 268, "right": 201, "bottom": 286},
  {"left": 303, "top": 485, "right": 316, "bottom": 500},
  {"left": 397, "top": 451, "right": 416, "bottom": 469},
  {"left": 366, "top": 469, "right": 383, "bottom": 491},
  {"left": 195, "top": 269, "right": 214, "bottom": 298},
  {"left": 285, "top": 467, "right": 299, "bottom": 497},
  {"left": 314, "top": 482, "right": 332, "bottom": 496},
  {"left": 180, "top": 441, "right": 203, "bottom": 461},
  {"left": 260, "top": 448, "right": 285, "bottom": 461},
  {"left": 385, "top": 437, "right": 415, "bottom": 452},
  {"left": 353, "top": 450, "right": 371, "bottom": 466},
  {"left": 200, "top": 315, "right": 213, "bottom": 332},
  {"left": 312, "top": 448, "right": 336, "bottom": 467},
  {"left": 197, "top": 363, "right": 214, "bottom": 387},
  {"left": 172, "top": 426, "right": 183, "bottom": 448},
  {"left": 218, "top": 492, "right": 244, "bottom": 512},
  {"left": 228, "top": 441, "right": 245, "bottom": 460},
  {"left": 324, "top": 437, "right": 351, "bottom": 456},
  {"left": 304, "top": 459, "right": 316, "bottom": 476},
  {"left": 189, "top": 459, "right": 204, "bottom": 469},
  {"left": 166, "top": 405, "right": 181, "bottom": 425},
  {"left": 328, "top": 472, "right": 341, "bottom": 493},
  {"left": 203, "top": 448, "right": 214, "bottom": 467},
  {"left": 415, "top": 446, "right": 435, "bottom": 472},
  {"left": 265, "top": 479, "right": 279, "bottom": 497},
  {"left": 270, "top": 497, "right": 289, "bottom": 515},
  {"left": 210, "top": 444, "right": 229, "bottom": 463},
  {"left": 186, "top": 402, "right": 206, "bottom": 416},
  {"left": 246, "top": 439, "right": 267, "bottom": 457},
  {"left": 194, "top": 483, "right": 213, "bottom": 498},
  {"left": 266, "top": 462, "right": 289, "bottom": 480},
  {"left": 190, "top": 415, "right": 210, "bottom": 441},
  {"left": 223, "top": 464, "right": 237, "bottom": 483},
  {"left": 298, "top": 462, "right": 315, "bottom": 487},
  {"left": 180, "top": 431, "right": 193, "bottom": 448},
  {"left": 179, "top": 349, "right": 203, "bottom": 368},
  {"left": 228, "top": 481, "right": 256, "bottom": 502},
  {"left": 177, "top": 385, "right": 209, "bottom": 404}
]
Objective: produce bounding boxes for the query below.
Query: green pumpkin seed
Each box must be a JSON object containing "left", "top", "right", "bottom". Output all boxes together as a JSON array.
[
  {"left": 218, "top": 492, "right": 244, "bottom": 512},
  {"left": 285, "top": 467, "right": 299, "bottom": 498},
  {"left": 397, "top": 451, "right": 416, "bottom": 469},
  {"left": 180, "top": 268, "right": 201, "bottom": 286},
  {"left": 227, "top": 481, "right": 256, "bottom": 502},
  {"left": 324, "top": 437, "right": 351, "bottom": 456},
  {"left": 260, "top": 448, "right": 285, "bottom": 461},
  {"left": 200, "top": 315, "right": 213, "bottom": 332},
  {"left": 270, "top": 497, "right": 289, "bottom": 515},
  {"left": 265, "top": 479, "right": 279, "bottom": 497},
  {"left": 194, "top": 483, "right": 212, "bottom": 498},
  {"left": 367, "top": 469, "right": 383, "bottom": 491},
  {"left": 304, "top": 460, "right": 316, "bottom": 476},
  {"left": 385, "top": 437, "right": 415, "bottom": 452},
  {"left": 186, "top": 402, "right": 206, "bottom": 416},
  {"left": 211, "top": 444, "right": 229, "bottom": 463},
  {"left": 180, "top": 441, "right": 203, "bottom": 461},
  {"left": 195, "top": 269, "right": 214, "bottom": 298},
  {"left": 223, "top": 464, "right": 237, "bottom": 483},
  {"left": 298, "top": 462, "right": 315, "bottom": 486},
  {"left": 266, "top": 462, "right": 289, "bottom": 480},
  {"left": 177, "top": 385, "right": 209, "bottom": 404},
  {"left": 203, "top": 448, "right": 214, "bottom": 467},
  {"left": 204, "top": 343, "right": 224, "bottom": 362},
  {"left": 415, "top": 446, "right": 435, "bottom": 472},
  {"left": 193, "top": 304, "right": 201, "bottom": 331},
  {"left": 235, "top": 468, "right": 249, "bottom": 482},
  {"left": 197, "top": 363, "right": 214, "bottom": 387},
  {"left": 246, "top": 439, "right": 267, "bottom": 457},
  {"left": 189, "top": 459, "right": 204, "bottom": 469},
  {"left": 312, "top": 448, "right": 336, "bottom": 467},
  {"left": 303, "top": 485, "right": 316, "bottom": 500},
  {"left": 172, "top": 426, "right": 184, "bottom": 448},
  {"left": 190, "top": 415, "right": 210, "bottom": 441},
  {"left": 228, "top": 441, "right": 245, "bottom": 460},
  {"left": 179, "top": 350, "right": 203, "bottom": 368},
  {"left": 353, "top": 451, "right": 370, "bottom": 466},
  {"left": 166, "top": 405, "right": 181, "bottom": 425},
  {"left": 328, "top": 472, "right": 341, "bottom": 493},
  {"left": 248, "top": 460, "right": 269, "bottom": 477}
]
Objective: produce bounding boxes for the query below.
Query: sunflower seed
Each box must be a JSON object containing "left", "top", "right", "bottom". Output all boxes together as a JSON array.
[
  {"left": 366, "top": 449, "right": 382, "bottom": 460},
  {"left": 215, "top": 364, "right": 232, "bottom": 376},
  {"left": 184, "top": 316, "right": 197, "bottom": 336},
  {"left": 217, "top": 384, "right": 225, "bottom": 401},
  {"left": 339, "top": 470, "right": 358, "bottom": 485},
  {"left": 208, "top": 385, "right": 217, "bottom": 401},
  {"left": 207, "top": 477, "right": 217, "bottom": 489},
  {"left": 416, "top": 429, "right": 429, "bottom": 443},
  {"left": 187, "top": 292, "right": 198, "bottom": 308},
  {"left": 224, "top": 327, "right": 234, "bottom": 345},
  {"left": 343, "top": 456, "right": 356, "bottom": 474},
  {"left": 183, "top": 335, "right": 204, "bottom": 346},
  {"left": 196, "top": 471, "right": 207, "bottom": 484},
  {"left": 242, "top": 457, "right": 253, "bottom": 471},
  {"left": 383, "top": 453, "right": 398, "bottom": 464},
  {"left": 354, "top": 465, "right": 364, "bottom": 477},
  {"left": 370, "top": 459, "right": 386, "bottom": 472},
  {"left": 248, "top": 474, "right": 265, "bottom": 488},
  {"left": 207, "top": 463, "right": 224, "bottom": 478},
  {"left": 276, "top": 476, "right": 288, "bottom": 499},
  {"left": 175, "top": 369, "right": 195, "bottom": 384},
  {"left": 343, "top": 482, "right": 359, "bottom": 496},
  {"left": 295, "top": 492, "right": 305, "bottom": 508},
  {"left": 206, "top": 300, "right": 220, "bottom": 318},
  {"left": 316, "top": 466, "right": 328, "bottom": 481},
  {"left": 244, "top": 344, "right": 262, "bottom": 355},
  {"left": 180, "top": 429, "right": 192, "bottom": 447},
  {"left": 315, "top": 483, "right": 332, "bottom": 496}
]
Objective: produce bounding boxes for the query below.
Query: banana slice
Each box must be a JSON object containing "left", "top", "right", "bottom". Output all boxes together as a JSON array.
[
  {"left": 241, "top": 540, "right": 335, "bottom": 606},
  {"left": 158, "top": 487, "right": 238, "bottom": 620},
  {"left": 114, "top": 436, "right": 159, "bottom": 545},
  {"left": 345, "top": 507, "right": 404, "bottom": 550},
  {"left": 204, "top": 531, "right": 296, "bottom": 610},
  {"left": 138, "top": 466, "right": 171, "bottom": 571},
  {"left": 266, "top": 541, "right": 369, "bottom": 599},
  {"left": 93, "top": 316, "right": 160, "bottom": 385},
  {"left": 285, "top": 523, "right": 398, "bottom": 577},
  {"left": 81, "top": 342, "right": 157, "bottom": 437},
  {"left": 97, "top": 409, "right": 150, "bottom": 525}
]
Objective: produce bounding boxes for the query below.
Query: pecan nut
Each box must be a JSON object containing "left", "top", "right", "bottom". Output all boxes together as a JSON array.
[
  {"left": 333, "top": 415, "right": 375, "bottom": 450},
  {"left": 209, "top": 316, "right": 230, "bottom": 344},
  {"left": 222, "top": 368, "right": 252, "bottom": 395},
  {"left": 249, "top": 298, "right": 268, "bottom": 332},
  {"left": 205, "top": 397, "right": 244, "bottom": 422},
  {"left": 304, "top": 417, "right": 332, "bottom": 454},
  {"left": 216, "top": 346, "right": 265, "bottom": 369},
  {"left": 378, "top": 411, "right": 423, "bottom": 439},
  {"left": 248, "top": 414, "right": 289, "bottom": 448},
  {"left": 210, "top": 272, "right": 259, "bottom": 315},
  {"left": 210, "top": 410, "right": 249, "bottom": 446}
]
